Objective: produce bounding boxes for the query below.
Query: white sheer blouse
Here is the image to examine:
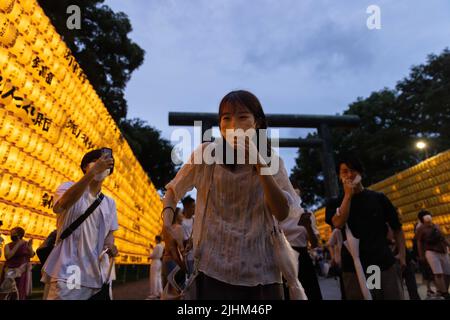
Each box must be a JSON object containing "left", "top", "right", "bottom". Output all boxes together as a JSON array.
[{"left": 165, "top": 142, "right": 302, "bottom": 286}]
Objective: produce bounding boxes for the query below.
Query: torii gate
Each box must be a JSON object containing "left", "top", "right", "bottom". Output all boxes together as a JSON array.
[{"left": 168, "top": 112, "right": 360, "bottom": 201}]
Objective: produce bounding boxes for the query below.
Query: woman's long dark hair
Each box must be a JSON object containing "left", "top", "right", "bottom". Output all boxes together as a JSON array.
[{"left": 218, "top": 90, "right": 272, "bottom": 167}]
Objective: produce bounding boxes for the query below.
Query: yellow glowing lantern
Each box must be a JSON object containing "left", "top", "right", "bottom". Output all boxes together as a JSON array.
[
  {"left": 20, "top": 154, "right": 33, "bottom": 179},
  {"left": 0, "top": 111, "right": 14, "bottom": 139},
  {"left": 0, "top": 205, "right": 15, "bottom": 232},
  {"left": 6, "top": 0, "right": 21, "bottom": 23},
  {"left": 0, "top": 13, "right": 18, "bottom": 47},
  {"left": 0, "top": 81, "right": 15, "bottom": 106},
  {"left": 0, "top": 0, "right": 15, "bottom": 14}
]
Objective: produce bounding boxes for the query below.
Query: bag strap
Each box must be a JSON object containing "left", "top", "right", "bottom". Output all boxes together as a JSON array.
[
  {"left": 59, "top": 193, "right": 105, "bottom": 240},
  {"left": 191, "top": 164, "right": 215, "bottom": 272}
]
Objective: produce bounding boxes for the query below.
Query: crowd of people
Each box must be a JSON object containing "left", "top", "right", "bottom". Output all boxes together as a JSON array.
[{"left": 0, "top": 90, "right": 449, "bottom": 300}]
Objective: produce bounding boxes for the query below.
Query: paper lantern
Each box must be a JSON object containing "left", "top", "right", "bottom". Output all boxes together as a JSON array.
[
  {"left": 0, "top": 0, "right": 163, "bottom": 264},
  {"left": 0, "top": 14, "right": 18, "bottom": 47},
  {"left": 0, "top": 0, "right": 15, "bottom": 14}
]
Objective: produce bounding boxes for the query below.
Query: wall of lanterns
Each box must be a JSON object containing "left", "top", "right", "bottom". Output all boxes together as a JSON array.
[
  {"left": 316, "top": 149, "right": 450, "bottom": 248},
  {"left": 0, "top": 0, "right": 163, "bottom": 264}
]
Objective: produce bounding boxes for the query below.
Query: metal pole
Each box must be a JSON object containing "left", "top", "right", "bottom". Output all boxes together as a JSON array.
[
  {"left": 169, "top": 112, "right": 360, "bottom": 128},
  {"left": 277, "top": 138, "right": 323, "bottom": 148},
  {"left": 201, "top": 121, "right": 213, "bottom": 143},
  {"left": 317, "top": 124, "right": 339, "bottom": 199}
]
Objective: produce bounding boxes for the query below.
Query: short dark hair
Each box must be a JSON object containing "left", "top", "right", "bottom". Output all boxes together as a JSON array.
[
  {"left": 11, "top": 226, "right": 25, "bottom": 238},
  {"left": 155, "top": 235, "right": 162, "bottom": 242},
  {"left": 336, "top": 154, "right": 365, "bottom": 175},
  {"left": 181, "top": 195, "right": 195, "bottom": 206},
  {"left": 80, "top": 148, "right": 114, "bottom": 174},
  {"left": 418, "top": 209, "right": 432, "bottom": 223}
]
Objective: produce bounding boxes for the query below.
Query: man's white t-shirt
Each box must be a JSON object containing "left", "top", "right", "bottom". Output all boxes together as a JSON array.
[{"left": 42, "top": 182, "right": 119, "bottom": 289}]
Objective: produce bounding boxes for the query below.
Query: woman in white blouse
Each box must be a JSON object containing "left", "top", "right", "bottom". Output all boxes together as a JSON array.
[{"left": 162, "top": 90, "right": 302, "bottom": 300}]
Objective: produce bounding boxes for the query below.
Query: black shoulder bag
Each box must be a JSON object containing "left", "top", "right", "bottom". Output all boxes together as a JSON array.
[{"left": 37, "top": 193, "right": 105, "bottom": 264}]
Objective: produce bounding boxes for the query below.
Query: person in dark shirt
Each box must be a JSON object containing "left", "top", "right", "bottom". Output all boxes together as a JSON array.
[
  {"left": 325, "top": 155, "right": 406, "bottom": 300},
  {"left": 416, "top": 210, "right": 450, "bottom": 299}
]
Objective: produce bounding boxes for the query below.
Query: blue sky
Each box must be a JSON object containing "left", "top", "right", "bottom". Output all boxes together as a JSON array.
[{"left": 104, "top": 0, "right": 450, "bottom": 174}]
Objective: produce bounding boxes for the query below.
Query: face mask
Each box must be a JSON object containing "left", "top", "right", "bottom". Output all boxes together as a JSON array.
[
  {"left": 94, "top": 169, "right": 110, "bottom": 182},
  {"left": 223, "top": 129, "right": 256, "bottom": 147},
  {"left": 11, "top": 235, "right": 18, "bottom": 241},
  {"left": 423, "top": 215, "right": 432, "bottom": 223}
]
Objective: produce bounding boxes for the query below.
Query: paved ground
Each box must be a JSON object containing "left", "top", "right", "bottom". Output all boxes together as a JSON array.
[
  {"left": 28, "top": 272, "right": 443, "bottom": 300},
  {"left": 111, "top": 273, "right": 440, "bottom": 300}
]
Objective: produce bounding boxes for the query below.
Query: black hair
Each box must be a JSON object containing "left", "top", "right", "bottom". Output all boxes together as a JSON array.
[
  {"left": 417, "top": 209, "right": 432, "bottom": 223},
  {"left": 155, "top": 235, "right": 162, "bottom": 242},
  {"left": 181, "top": 195, "right": 195, "bottom": 206},
  {"left": 336, "top": 154, "right": 365, "bottom": 176},
  {"left": 11, "top": 226, "right": 25, "bottom": 239},
  {"left": 80, "top": 148, "right": 114, "bottom": 174}
]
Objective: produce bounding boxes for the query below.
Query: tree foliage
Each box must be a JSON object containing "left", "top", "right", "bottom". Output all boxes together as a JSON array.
[
  {"left": 291, "top": 48, "right": 450, "bottom": 208},
  {"left": 39, "top": 0, "right": 177, "bottom": 189}
]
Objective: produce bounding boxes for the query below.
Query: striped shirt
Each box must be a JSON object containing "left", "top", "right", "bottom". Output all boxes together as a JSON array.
[{"left": 165, "top": 142, "right": 302, "bottom": 286}]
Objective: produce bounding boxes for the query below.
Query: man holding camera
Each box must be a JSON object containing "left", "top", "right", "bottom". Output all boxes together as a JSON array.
[{"left": 41, "top": 148, "right": 119, "bottom": 300}]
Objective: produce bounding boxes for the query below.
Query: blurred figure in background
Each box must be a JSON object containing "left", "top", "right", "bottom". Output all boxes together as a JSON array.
[
  {"left": 161, "top": 208, "right": 185, "bottom": 290},
  {"left": 387, "top": 225, "right": 421, "bottom": 300},
  {"left": 181, "top": 196, "right": 195, "bottom": 276},
  {"left": 328, "top": 227, "right": 346, "bottom": 300},
  {"left": 0, "top": 227, "right": 34, "bottom": 300},
  {"left": 147, "top": 235, "right": 164, "bottom": 300},
  {"left": 416, "top": 210, "right": 450, "bottom": 300},
  {"left": 413, "top": 220, "right": 436, "bottom": 298}
]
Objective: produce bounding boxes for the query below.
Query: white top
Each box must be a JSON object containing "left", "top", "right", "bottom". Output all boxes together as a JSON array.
[
  {"left": 165, "top": 142, "right": 302, "bottom": 286},
  {"left": 42, "top": 182, "right": 119, "bottom": 288},
  {"left": 149, "top": 243, "right": 164, "bottom": 261},
  {"left": 181, "top": 217, "right": 194, "bottom": 241},
  {"left": 280, "top": 212, "right": 320, "bottom": 248}
]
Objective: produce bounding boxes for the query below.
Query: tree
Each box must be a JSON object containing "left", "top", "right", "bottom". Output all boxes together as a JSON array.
[
  {"left": 38, "top": 0, "right": 145, "bottom": 123},
  {"left": 39, "top": 1, "right": 177, "bottom": 188},
  {"left": 119, "top": 119, "right": 178, "bottom": 190},
  {"left": 290, "top": 134, "right": 325, "bottom": 207},
  {"left": 291, "top": 48, "right": 450, "bottom": 209}
]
